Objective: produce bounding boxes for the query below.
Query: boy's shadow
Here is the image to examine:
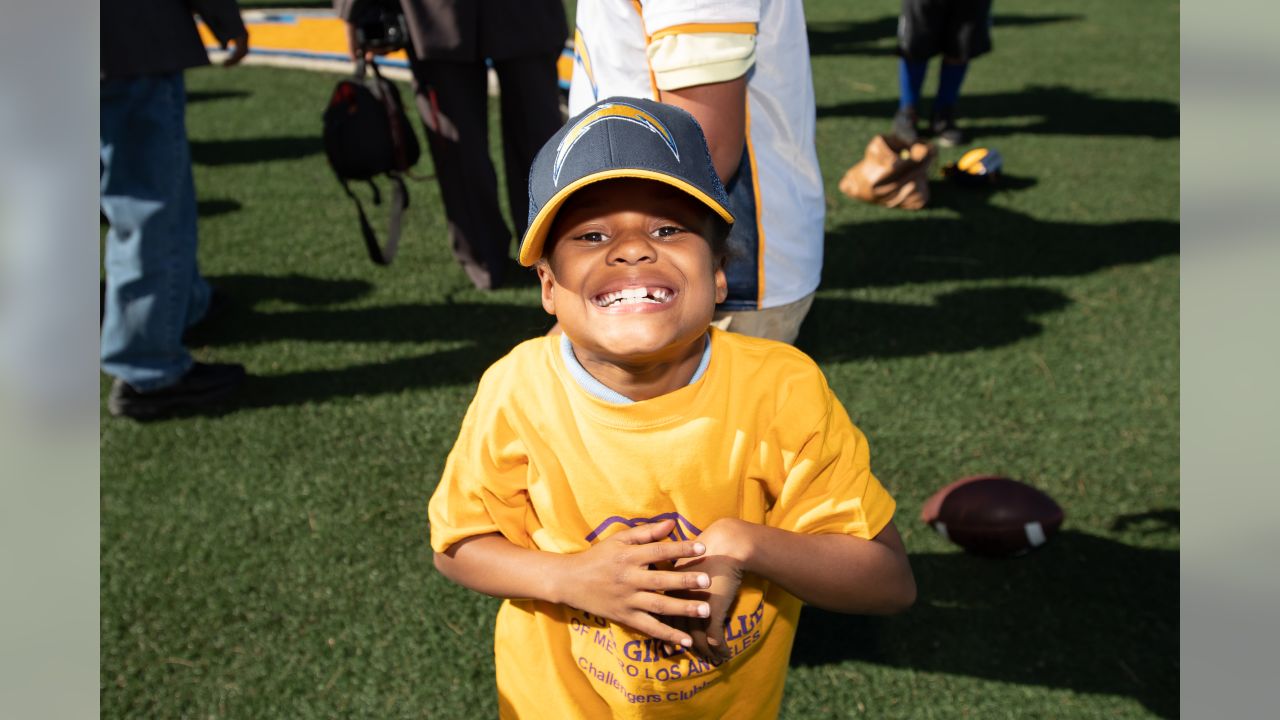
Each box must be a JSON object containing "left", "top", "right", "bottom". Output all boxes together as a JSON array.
[{"left": 791, "top": 523, "right": 1179, "bottom": 718}]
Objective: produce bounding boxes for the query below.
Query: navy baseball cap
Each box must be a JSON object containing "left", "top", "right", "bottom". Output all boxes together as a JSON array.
[{"left": 518, "top": 97, "right": 735, "bottom": 266}]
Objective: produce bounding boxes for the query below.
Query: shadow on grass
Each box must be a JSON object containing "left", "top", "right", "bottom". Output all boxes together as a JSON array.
[
  {"left": 197, "top": 199, "right": 242, "bottom": 217},
  {"left": 187, "top": 89, "right": 252, "bottom": 104},
  {"left": 233, "top": 302, "right": 554, "bottom": 409},
  {"left": 818, "top": 85, "right": 1179, "bottom": 139},
  {"left": 823, "top": 186, "right": 1179, "bottom": 290},
  {"left": 185, "top": 285, "right": 1062, "bottom": 408},
  {"left": 798, "top": 286, "right": 1069, "bottom": 363},
  {"left": 206, "top": 273, "right": 374, "bottom": 307},
  {"left": 791, "top": 527, "right": 1179, "bottom": 718},
  {"left": 807, "top": 14, "right": 1082, "bottom": 57},
  {"left": 191, "top": 135, "right": 323, "bottom": 166}
]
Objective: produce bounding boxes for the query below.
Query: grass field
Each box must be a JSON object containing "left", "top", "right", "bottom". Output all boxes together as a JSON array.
[{"left": 101, "top": 0, "right": 1179, "bottom": 716}]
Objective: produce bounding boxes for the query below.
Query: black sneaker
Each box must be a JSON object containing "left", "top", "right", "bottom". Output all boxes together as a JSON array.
[
  {"left": 107, "top": 361, "right": 246, "bottom": 420},
  {"left": 930, "top": 110, "right": 965, "bottom": 148},
  {"left": 891, "top": 107, "right": 919, "bottom": 144}
]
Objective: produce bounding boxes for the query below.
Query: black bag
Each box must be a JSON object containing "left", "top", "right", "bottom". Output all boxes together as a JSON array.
[{"left": 322, "top": 59, "right": 421, "bottom": 265}]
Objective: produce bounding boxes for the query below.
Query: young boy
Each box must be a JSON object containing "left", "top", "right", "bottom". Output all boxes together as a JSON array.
[{"left": 429, "top": 97, "right": 915, "bottom": 719}]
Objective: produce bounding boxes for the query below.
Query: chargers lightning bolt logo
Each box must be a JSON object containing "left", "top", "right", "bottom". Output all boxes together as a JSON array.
[
  {"left": 552, "top": 101, "right": 680, "bottom": 186},
  {"left": 585, "top": 512, "right": 703, "bottom": 543}
]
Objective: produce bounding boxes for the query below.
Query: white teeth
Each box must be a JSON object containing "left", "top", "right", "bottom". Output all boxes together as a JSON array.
[{"left": 594, "top": 286, "right": 674, "bottom": 307}]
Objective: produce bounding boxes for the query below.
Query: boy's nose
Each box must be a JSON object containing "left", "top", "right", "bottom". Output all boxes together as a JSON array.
[{"left": 606, "top": 230, "right": 656, "bottom": 265}]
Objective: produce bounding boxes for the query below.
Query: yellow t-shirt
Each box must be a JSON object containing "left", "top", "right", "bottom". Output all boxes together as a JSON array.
[{"left": 429, "top": 328, "right": 896, "bottom": 719}]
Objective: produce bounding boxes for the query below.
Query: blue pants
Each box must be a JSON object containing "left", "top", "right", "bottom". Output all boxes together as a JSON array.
[{"left": 100, "top": 72, "right": 210, "bottom": 390}]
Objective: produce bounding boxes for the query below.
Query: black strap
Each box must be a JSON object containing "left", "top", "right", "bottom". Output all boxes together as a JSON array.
[
  {"left": 337, "top": 58, "right": 417, "bottom": 265},
  {"left": 339, "top": 175, "right": 406, "bottom": 265}
]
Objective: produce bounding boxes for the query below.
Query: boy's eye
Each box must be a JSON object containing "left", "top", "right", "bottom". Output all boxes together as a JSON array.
[
  {"left": 575, "top": 231, "right": 607, "bottom": 243},
  {"left": 655, "top": 225, "right": 686, "bottom": 238}
]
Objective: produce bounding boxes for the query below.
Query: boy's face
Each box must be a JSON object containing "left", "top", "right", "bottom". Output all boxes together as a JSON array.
[{"left": 537, "top": 178, "right": 728, "bottom": 366}]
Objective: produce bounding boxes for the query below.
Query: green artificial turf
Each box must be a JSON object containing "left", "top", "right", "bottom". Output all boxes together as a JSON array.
[{"left": 101, "top": 0, "right": 1179, "bottom": 716}]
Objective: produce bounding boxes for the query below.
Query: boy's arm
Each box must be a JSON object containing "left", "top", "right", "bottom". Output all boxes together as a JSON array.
[
  {"left": 679, "top": 519, "right": 915, "bottom": 661},
  {"left": 660, "top": 78, "right": 748, "bottom": 185},
  {"left": 433, "top": 519, "right": 718, "bottom": 648},
  {"left": 643, "top": 14, "right": 757, "bottom": 183}
]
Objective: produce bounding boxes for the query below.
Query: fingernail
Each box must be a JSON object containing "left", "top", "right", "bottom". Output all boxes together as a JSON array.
[
  {"left": 681, "top": 637, "right": 692, "bottom": 647},
  {"left": 697, "top": 574, "right": 710, "bottom": 588},
  {"left": 693, "top": 542, "right": 706, "bottom": 554},
  {"left": 697, "top": 603, "right": 710, "bottom": 617}
]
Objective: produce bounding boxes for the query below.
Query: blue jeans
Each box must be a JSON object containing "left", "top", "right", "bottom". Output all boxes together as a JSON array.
[{"left": 100, "top": 72, "right": 210, "bottom": 390}]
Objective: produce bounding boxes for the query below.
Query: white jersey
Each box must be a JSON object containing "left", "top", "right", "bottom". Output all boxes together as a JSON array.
[{"left": 568, "top": 0, "right": 824, "bottom": 311}]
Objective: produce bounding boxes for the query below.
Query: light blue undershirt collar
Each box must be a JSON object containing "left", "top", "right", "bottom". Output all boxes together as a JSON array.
[{"left": 559, "top": 332, "right": 712, "bottom": 405}]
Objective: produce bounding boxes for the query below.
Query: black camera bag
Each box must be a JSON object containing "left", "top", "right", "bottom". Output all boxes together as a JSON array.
[{"left": 322, "top": 59, "right": 421, "bottom": 265}]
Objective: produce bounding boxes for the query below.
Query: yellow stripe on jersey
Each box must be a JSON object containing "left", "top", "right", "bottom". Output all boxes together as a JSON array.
[
  {"left": 572, "top": 28, "right": 598, "bottom": 101},
  {"left": 649, "top": 22, "right": 758, "bottom": 41},
  {"left": 744, "top": 101, "right": 766, "bottom": 306},
  {"left": 627, "top": 0, "right": 660, "bottom": 99}
]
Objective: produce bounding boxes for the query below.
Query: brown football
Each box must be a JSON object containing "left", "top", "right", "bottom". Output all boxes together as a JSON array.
[{"left": 920, "top": 475, "right": 1064, "bottom": 556}]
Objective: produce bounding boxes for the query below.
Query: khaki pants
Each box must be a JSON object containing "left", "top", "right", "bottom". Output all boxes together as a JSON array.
[{"left": 711, "top": 292, "right": 815, "bottom": 346}]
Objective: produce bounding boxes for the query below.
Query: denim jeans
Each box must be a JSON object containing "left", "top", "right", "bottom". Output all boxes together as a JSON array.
[{"left": 100, "top": 72, "right": 210, "bottom": 390}]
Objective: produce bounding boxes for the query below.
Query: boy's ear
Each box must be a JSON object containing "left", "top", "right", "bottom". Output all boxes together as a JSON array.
[
  {"left": 536, "top": 261, "right": 558, "bottom": 316},
  {"left": 713, "top": 265, "right": 728, "bottom": 305}
]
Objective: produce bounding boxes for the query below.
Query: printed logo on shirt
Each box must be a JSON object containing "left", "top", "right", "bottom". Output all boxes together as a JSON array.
[
  {"left": 553, "top": 101, "right": 680, "bottom": 186},
  {"left": 584, "top": 511, "right": 703, "bottom": 543}
]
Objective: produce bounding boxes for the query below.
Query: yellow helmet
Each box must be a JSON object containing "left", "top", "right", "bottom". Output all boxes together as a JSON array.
[{"left": 944, "top": 147, "right": 1003, "bottom": 185}]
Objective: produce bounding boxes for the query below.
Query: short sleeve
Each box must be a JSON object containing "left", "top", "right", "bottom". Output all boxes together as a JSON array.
[
  {"left": 763, "top": 387, "right": 896, "bottom": 540},
  {"left": 428, "top": 367, "right": 534, "bottom": 553},
  {"left": 647, "top": 31, "right": 756, "bottom": 90}
]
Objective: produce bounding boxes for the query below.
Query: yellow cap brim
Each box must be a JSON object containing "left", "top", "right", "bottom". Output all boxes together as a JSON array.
[{"left": 517, "top": 169, "right": 736, "bottom": 266}]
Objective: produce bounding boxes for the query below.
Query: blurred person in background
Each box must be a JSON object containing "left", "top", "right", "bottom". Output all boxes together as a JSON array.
[
  {"left": 566, "top": 0, "right": 824, "bottom": 345},
  {"left": 100, "top": 0, "right": 250, "bottom": 420},
  {"left": 891, "top": 0, "right": 993, "bottom": 147},
  {"left": 337, "top": 0, "right": 568, "bottom": 290}
]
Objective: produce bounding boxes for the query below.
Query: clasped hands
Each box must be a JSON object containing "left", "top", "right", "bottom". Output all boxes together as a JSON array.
[{"left": 558, "top": 518, "right": 747, "bottom": 664}]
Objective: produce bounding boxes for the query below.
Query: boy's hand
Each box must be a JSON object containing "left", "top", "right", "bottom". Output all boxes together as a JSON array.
[
  {"left": 675, "top": 518, "right": 751, "bottom": 663},
  {"left": 559, "top": 519, "right": 714, "bottom": 648}
]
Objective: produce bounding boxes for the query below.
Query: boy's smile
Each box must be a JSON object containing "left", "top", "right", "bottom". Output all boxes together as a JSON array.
[
  {"left": 592, "top": 285, "right": 674, "bottom": 310},
  {"left": 537, "top": 179, "right": 728, "bottom": 399}
]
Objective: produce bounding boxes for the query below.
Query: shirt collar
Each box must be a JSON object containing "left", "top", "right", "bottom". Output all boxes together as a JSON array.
[{"left": 559, "top": 332, "right": 713, "bottom": 404}]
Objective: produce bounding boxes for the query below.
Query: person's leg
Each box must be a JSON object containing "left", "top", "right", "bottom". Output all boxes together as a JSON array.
[
  {"left": 934, "top": 60, "right": 968, "bottom": 111},
  {"left": 493, "top": 54, "right": 564, "bottom": 240},
  {"left": 930, "top": 0, "right": 992, "bottom": 146},
  {"left": 894, "top": 0, "right": 940, "bottom": 142},
  {"left": 100, "top": 73, "right": 198, "bottom": 390},
  {"left": 409, "top": 57, "right": 513, "bottom": 289},
  {"left": 899, "top": 57, "right": 929, "bottom": 111},
  {"left": 893, "top": 57, "right": 929, "bottom": 142},
  {"left": 929, "top": 59, "right": 968, "bottom": 146}
]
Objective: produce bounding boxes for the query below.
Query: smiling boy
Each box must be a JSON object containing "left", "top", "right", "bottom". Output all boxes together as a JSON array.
[{"left": 428, "top": 98, "right": 914, "bottom": 719}]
